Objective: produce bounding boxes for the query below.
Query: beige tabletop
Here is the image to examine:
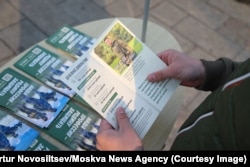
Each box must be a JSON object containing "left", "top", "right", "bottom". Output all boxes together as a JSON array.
[{"left": 1, "top": 17, "right": 183, "bottom": 150}]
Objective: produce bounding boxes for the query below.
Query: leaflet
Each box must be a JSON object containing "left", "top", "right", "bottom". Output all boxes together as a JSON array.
[
  {"left": 14, "top": 45, "right": 91, "bottom": 108},
  {"left": 46, "top": 24, "right": 96, "bottom": 59},
  {"left": 27, "top": 136, "right": 60, "bottom": 151},
  {"left": 0, "top": 108, "right": 58, "bottom": 151},
  {"left": 14, "top": 45, "right": 75, "bottom": 98},
  {"left": 43, "top": 101, "right": 101, "bottom": 151},
  {"left": 0, "top": 68, "right": 69, "bottom": 128},
  {"left": 60, "top": 19, "right": 180, "bottom": 139}
]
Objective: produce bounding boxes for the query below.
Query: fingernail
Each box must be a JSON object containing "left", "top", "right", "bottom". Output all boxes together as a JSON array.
[
  {"left": 147, "top": 74, "right": 155, "bottom": 81},
  {"left": 117, "top": 107, "right": 125, "bottom": 113}
]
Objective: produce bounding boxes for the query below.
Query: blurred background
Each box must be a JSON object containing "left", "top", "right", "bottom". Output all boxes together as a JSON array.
[{"left": 0, "top": 0, "right": 249, "bottom": 150}]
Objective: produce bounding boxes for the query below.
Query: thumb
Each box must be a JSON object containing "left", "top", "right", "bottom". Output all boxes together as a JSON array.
[
  {"left": 147, "top": 68, "right": 173, "bottom": 82},
  {"left": 116, "top": 107, "right": 131, "bottom": 131},
  {"left": 98, "top": 119, "right": 113, "bottom": 132}
]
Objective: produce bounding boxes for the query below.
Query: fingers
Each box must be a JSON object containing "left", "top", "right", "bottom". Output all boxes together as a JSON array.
[
  {"left": 147, "top": 50, "right": 172, "bottom": 82},
  {"left": 157, "top": 49, "right": 173, "bottom": 63},
  {"left": 147, "top": 49, "right": 179, "bottom": 82},
  {"left": 98, "top": 107, "right": 131, "bottom": 132},
  {"left": 147, "top": 68, "right": 173, "bottom": 82},
  {"left": 147, "top": 72, "right": 161, "bottom": 82},
  {"left": 98, "top": 119, "right": 113, "bottom": 132},
  {"left": 115, "top": 107, "right": 132, "bottom": 132},
  {"left": 96, "top": 119, "right": 113, "bottom": 150}
]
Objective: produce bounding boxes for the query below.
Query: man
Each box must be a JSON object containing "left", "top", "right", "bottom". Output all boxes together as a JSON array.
[{"left": 96, "top": 49, "right": 250, "bottom": 150}]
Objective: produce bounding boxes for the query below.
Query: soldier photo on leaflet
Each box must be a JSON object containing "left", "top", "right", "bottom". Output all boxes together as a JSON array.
[
  {"left": 94, "top": 23, "right": 142, "bottom": 75},
  {"left": 104, "top": 37, "right": 135, "bottom": 67}
]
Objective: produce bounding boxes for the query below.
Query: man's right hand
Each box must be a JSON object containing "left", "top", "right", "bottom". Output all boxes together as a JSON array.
[{"left": 147, "top": 49, "right": 206, "bottom": 88}]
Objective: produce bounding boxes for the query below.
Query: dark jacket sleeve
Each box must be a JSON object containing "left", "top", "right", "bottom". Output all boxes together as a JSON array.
[{"left": 198, "top": 57, "right": 241, "bottom": 91}]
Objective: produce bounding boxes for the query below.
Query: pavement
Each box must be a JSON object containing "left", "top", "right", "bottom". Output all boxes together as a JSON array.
[{"left": 0, "top": 0, "right": 250, "bottom": 150}]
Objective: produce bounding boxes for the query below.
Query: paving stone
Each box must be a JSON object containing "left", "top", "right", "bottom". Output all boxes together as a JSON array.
[
  {"left": 9, "top": 0, "right": 78, "bottom": 35},
  {"left": 0, "top": 39, "right": 14, "bottom": 63},
  {"left": 104, "top": 0, "right": 144, "bottom": 17},
  {"left": 181, "top": 87, "right": 200, "bottom": 108},
  {"left": 151, "top": 1, "right": 188, "bottom": 27},
  {"left": 217, "top": 18, "right": 250, "bottom": 55},
  {"left": 93, "top": 0, "right": 116, "bottom": 7},
  {"left": 58, "top": 0, "right": 110, "bottom": 25},
  {"left": 164, "top": 102, "right": 194, "bottom": 150},
  {"left": 235, "top": 49, "right": 250, "bottom": 62},
  {"left": 209, "top": 0, "right": 250, "bottom": 26},
  {"left": 0, "top": 19, "right": 47, "bottom": 53},
  {"left": 0, "top": 55, "right": 16, "bottom": 68},
  {"left": 0, "top": 0, "right": 23, "bottom": 30},
  {"left": 175, "top": 17, "right": 241, "bottom": 60},
  {"left": 148, "top": 14, "right": 169, "bottom": 29},
  {"left": 170, "top": 0, "right": 228, "bottom": 29},
  {"left": 189, "top": 47, "right": 217, "bottom": 60},
  {"left": 170, "top": 30, "right": 196, "bottom": 53},
  {"left": 133, "top": 0, "right": 163, "bottom": 9},
  {"left": 50, "top": 0, "right": 66, "bottom": 5},
  {"left": 187, "top": 91, "right": 211, "bottom": 113}
]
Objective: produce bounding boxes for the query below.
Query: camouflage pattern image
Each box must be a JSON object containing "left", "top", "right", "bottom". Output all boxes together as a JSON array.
[
  {"left": 0, "top": 68, "right": 70, "bottom": 128},
  {"left": 0, "top": 109, "right": 39, "bottom": 151},
  {"left": 14, "top": 46, "right": 75, "bottom": 97},
  {"left": 46, "top": 25, "right": 96, "bottom": 59},
  {"left": 44, "top": 101, "right": 102, "bottom": 151},
  {"left": 73, "top": 118, "right": 101, "bottom": 151}
]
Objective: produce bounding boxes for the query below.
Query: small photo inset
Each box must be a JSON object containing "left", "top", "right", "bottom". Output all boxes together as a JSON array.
[{"left": 94, "top": 22, "right": 143, "bottom": 74}]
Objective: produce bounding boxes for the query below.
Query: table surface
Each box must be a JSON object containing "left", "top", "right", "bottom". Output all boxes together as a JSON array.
[{"left": 1, "top": 17, "right": 183, "bottom": 150}]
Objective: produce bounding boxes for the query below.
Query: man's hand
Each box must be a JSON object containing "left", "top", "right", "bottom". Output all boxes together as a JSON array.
[
  {"left": 147, "top": 49, "right": 206, "bottom": 88},
  {"left": 96, "top": 107, "right": 143, "bottom": 151}
]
